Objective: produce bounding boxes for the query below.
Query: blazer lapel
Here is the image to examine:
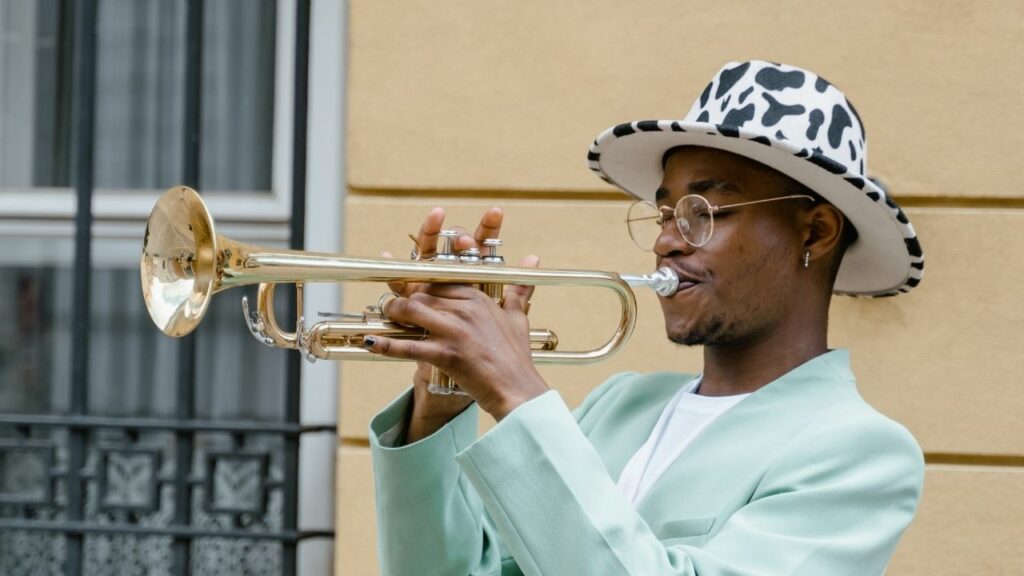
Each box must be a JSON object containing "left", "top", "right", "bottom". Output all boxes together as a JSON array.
[
  {"left": 635, "top": 350, "right": 858, "bottom": 529},
  {"left": 583, "top": 372, "right": 694, "bottom": 483}
]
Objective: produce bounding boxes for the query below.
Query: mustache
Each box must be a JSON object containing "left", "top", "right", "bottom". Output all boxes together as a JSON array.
[{"left": 657, "top": 258, "right": 706, "bottom": 283}]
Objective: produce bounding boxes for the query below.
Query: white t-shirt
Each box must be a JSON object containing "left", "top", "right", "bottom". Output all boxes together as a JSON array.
[{"left": 617, "top": 377, "right": 750, "bottom": 506}]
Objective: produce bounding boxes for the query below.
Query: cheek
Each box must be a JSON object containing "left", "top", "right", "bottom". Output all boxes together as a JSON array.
[{"left": 710, "top": 232, "right": 793, "bottom": 294}]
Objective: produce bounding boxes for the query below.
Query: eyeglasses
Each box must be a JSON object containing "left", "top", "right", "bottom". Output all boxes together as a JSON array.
[{"left": 626, "top": 194, "right": 815, "bottom": 251}]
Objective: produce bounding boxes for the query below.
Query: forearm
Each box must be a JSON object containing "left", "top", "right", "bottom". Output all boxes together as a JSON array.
[
  {"left": 403, "top": 359, "right": 546, "bottom": 443},
  {"left": 370, "top": 389, "right": 503, "bottom": 576},
  {"left": 403, "top": 380, "right": 474, "bottom": 444}
]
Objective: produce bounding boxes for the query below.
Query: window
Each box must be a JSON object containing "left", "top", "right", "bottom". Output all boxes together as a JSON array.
[{"left": 0, "top": 0, "right": 341, "bottom": 572}]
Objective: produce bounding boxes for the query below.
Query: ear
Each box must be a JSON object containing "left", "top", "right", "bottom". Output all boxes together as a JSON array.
[{"left": 799, "top": 203, "right": 845, "bottom": 265}]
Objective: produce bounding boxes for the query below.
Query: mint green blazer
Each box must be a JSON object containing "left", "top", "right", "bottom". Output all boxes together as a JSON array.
[{"left": 369, "top": 350, "right": 924, "bottom": 575}]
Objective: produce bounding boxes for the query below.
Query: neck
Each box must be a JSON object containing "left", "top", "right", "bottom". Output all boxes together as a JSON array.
[{"left": 697, "top": 295, "right": 830, "bottom": 397}]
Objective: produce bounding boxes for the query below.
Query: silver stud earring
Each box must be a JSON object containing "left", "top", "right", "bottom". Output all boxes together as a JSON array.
[{"left": 803, "top": 251, "right": 810, "bottom": 269}]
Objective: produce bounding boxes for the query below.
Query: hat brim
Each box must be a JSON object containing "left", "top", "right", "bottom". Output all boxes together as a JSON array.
[{"left": 588, "top": 120, "right": 923, "bottom": 296}]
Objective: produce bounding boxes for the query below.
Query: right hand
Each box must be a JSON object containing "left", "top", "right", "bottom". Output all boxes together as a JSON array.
[{"left": 386, "top": 206, "right": 504, "bottom": 444}]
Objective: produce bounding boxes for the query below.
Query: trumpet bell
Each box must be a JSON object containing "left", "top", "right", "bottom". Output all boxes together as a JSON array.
[{"left": 140, "top": 186, "right": 219, "bottom": 337}]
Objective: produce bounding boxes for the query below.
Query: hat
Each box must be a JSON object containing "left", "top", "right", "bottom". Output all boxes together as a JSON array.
[{"left": 587, "top": 60, "right": 923, "bottom": 296}]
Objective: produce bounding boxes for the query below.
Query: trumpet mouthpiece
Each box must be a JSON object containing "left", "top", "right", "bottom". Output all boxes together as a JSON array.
[{"left": 621, "top": 267, "right": 679, "bottom": 297}]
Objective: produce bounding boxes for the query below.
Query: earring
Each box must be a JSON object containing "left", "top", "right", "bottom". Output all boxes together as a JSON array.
[{"left": 802, "top": 251, "right": 810, "bottom": 269}]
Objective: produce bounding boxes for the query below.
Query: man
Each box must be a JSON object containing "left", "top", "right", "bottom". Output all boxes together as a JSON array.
[{"left": 363, "top": 60, "right": 925, "bottom": 575}]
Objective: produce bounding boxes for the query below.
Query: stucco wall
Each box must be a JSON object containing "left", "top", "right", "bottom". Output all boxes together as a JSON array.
[{"left": 336, "top": 2, "right": 1024, "bottom": 574}]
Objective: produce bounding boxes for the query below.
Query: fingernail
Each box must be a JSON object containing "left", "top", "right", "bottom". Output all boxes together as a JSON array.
[{"left": 363, "top": 336, "right": 376, "bottom": 348}]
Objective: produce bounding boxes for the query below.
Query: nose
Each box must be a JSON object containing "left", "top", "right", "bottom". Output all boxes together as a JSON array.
[{"left": 653, "top": 220, "right": 696, "bottom": 257}]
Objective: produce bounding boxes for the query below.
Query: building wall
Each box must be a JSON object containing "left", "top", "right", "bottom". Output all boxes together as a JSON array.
[{"left": 336, "top": 1, "right": 1024, "bottom": 574}]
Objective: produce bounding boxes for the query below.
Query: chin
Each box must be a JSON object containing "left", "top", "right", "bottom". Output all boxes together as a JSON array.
[{"left": 665, "top": 314, "right": 728, "bottom": 347}]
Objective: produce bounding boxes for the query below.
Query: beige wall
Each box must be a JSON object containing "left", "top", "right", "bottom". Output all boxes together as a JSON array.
[{"left": 337, "top": 2, "right": 1024, "bottom": 574}]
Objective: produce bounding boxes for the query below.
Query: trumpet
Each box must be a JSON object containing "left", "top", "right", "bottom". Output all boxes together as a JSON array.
[{"left": 140, "top": 186, "right": 679, "bottom": 393}]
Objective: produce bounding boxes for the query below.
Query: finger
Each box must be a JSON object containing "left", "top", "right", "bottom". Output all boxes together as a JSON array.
[
  {"left": 422, "top": 283, "right": 486, "bottom": 301},
  {"left": 504, "top": 255, "right": 540, "bottom": 310},
  {"left": 383, "top": 294, "right": 452, "bottom": 332},
  {"left": 362, "top": 334, "right": 439, "bottom": 363},
  {"left": 474, "top": 207, "right": 503, "bottom": 245},
  {"left": 412, "top": 362, "right": 434, "bottom": 387},
  {"left": 446, "top": 225, "right": 478, "bottom": 253},
  {"left": 382, "top": 251, "right": 410, "bottom": 294},
  {"left": 518, "top": 254, "right": 540, "bottom": 269},
  {"left": 416, "top": 207, "right": 446, "bottom": 260}
]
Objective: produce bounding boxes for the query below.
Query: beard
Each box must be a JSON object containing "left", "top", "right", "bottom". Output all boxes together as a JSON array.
[{"left": 667, "top": 314, "right": 734, "bottom": 347}]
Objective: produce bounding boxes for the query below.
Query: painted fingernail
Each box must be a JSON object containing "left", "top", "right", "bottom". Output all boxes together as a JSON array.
[{"left": 362, "top": 336, "right": 376, "bottom": 348}]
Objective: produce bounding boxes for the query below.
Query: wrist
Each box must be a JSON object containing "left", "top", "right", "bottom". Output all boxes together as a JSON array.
[
  {"left": 404, "top": 389, "right": 473, "bottom": 445},
  {"left": 484, "top": 377, "right": 548, "bottom": 422},
  {"left": 411, "top": 383, "right": 473, "bottom": 417}
]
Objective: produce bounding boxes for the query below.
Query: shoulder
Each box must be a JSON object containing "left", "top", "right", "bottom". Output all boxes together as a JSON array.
[
  {"left": 766, "top": 395, "right": 924, "bottom": 494},
  {"left": 807, "top": 395, "right": 921, "bottom": 458},
  {"left": 742, "top": 395, "right": 926, "bottom": 552}
]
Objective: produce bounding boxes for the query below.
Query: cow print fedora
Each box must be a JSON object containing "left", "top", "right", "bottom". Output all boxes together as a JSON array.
[{"left": 588, "top": 60, "right": 923, "bottom": 296}]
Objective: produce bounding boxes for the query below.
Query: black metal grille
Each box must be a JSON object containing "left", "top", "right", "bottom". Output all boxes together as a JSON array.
[{"left": 0, "top": 0, "right": 332, "bottom": 573}]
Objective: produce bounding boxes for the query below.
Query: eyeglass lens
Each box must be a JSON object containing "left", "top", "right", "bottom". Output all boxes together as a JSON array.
[
  {"left": 626, "top": 195, "right": 714, "bottom": 251},
  {"left": 626, "top": 201, "right": 663, "bottom": 252},
  {"left": 678, "top": 195, "right": 713, "bottom": 247}
]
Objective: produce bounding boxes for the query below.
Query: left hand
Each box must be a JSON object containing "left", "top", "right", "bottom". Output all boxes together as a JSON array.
[{"left": 362, "top": 255, "right": 549, "bottom": 421}]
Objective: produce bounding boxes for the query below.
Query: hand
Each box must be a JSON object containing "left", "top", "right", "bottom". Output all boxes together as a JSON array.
[
  {"left": 382, "top": 206, "right": 501, "bottom": 442},
  {"left": 383, "top": 206, "right": 503, "bottom": 297},
  {"left": 369, "top": 207, "right": 548, "bottom": 431}
]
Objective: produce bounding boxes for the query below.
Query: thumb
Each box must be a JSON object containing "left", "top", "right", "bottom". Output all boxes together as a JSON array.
[
  {"left": 382, "top": 251, "right": 409, "bottom": 294},
  {"left": 504, "top": 254, "right": 540, "bottom": 313}
]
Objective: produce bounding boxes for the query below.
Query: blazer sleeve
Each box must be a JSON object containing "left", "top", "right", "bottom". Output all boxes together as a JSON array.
[
  {"left": 454, "top": 391, "right": 924, "bottom": 576},
  {"left": 369, "top": 388, "right": 505, "bottom": 576},
  {"left": 369, "top": 374, "right": 632, "bottom": 576}
]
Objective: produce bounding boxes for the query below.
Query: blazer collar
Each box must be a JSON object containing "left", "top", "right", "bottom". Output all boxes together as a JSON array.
[{"left": 632, "top": 349, "right": 859, "bottom": 518}]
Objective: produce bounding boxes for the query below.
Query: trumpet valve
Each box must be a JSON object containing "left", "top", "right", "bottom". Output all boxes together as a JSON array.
[
  {"left": 482, "top": 238, "right": 504, "bottom": 266},
  {"left": 458, "top": 247, "right": 481, "bottom": 264},
  {"left": 437, "top": 229, "right": 459, "bottom": 261},
  {"left": 479, "top": 239, "right": 505, "bottom": 301}
]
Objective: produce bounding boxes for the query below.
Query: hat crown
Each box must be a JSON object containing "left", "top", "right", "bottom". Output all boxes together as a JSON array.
[{"left": 684, "top": 61, "right": 868, "bottom": 177}]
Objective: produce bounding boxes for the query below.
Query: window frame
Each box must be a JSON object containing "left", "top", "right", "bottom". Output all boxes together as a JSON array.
[{"left": 0, "top": 0, "right": 299, "bottom": 234}]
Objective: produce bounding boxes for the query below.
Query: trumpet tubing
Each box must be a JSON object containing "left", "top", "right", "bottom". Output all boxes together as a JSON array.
[{"left": 141, "top": 186, "right": 678, "bottom": 367}]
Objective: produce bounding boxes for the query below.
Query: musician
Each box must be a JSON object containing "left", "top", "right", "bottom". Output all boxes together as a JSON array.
[{"left": 363, "top": 61, "right": 925, "bottom": 575}]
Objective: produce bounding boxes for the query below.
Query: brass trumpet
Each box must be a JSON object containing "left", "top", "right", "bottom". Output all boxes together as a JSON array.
[{"left": 140, "top": 186, "right": 679, "bottom": 390}]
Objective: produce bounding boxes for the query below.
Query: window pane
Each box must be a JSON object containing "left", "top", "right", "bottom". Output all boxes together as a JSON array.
[
  {"left": 0, "top": 236, "right": 288, "bottom": 420},
  {"left": 93, "top": 0, "right": 187, "bottom": 190},
  {"left": 199, "top": 0, "right": 277, "bottom": 192},
  {"left": 0, "top": 0, "right": 277, "bottom": 191},
  {"left": 0, "top": 237, "right": 74, "bottom": 413},
  {"left": 0, "top": 0, "right": 69, "bottom": 187},
  {"left": 83, "top": 237, "right": 287, "bottom": 420}
]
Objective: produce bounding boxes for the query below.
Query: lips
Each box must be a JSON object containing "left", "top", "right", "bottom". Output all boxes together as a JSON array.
[
  {"left": 658, "top": 262, "right": 704, "bottom": 295},
  {"left": 676, "top": 279, "right": 699, "bottom": 292}
]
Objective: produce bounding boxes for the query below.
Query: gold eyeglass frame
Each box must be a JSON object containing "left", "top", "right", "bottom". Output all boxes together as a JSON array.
[{"left": 627, "top": 194, "right": 816, "bottom": 250}]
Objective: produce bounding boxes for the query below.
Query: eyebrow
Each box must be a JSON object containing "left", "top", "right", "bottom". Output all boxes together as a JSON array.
[
  {"left": 688, "top": 179, "right": 741, "bottom": 195},
  {"left": 655, "top": 179, "right": 741, "bottom": 202}
]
